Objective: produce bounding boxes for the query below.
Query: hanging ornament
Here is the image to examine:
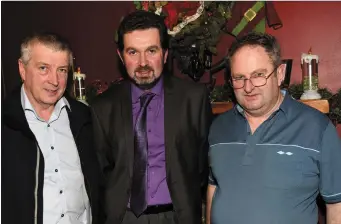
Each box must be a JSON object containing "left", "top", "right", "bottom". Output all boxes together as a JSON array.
[{"left": 204, "top": 50, "right": 212, "bottom": 69}]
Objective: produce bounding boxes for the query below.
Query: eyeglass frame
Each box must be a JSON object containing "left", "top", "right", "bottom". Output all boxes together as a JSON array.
[{"left": 229, "top": 66, "right": 279, "bottom": 89}]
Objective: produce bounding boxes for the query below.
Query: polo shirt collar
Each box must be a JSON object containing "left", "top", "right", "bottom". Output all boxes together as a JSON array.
[{"left": 235, "top": 89, "right": 290, "bottom": 118}]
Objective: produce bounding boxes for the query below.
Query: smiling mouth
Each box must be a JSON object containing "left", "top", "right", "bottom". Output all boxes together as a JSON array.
[{"left": 45, "top": 89, "right": 58, "bottom": 93}]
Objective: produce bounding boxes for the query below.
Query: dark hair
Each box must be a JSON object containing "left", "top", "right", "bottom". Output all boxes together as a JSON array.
[
  {"left": 20, "top": 31, "right": 73, "bottom": 67},
  {"left": 116, "top": 10, "right": 169, "bottom": 52},
  {"left": 227, "top": 32, "right": 282, "bottom": 68}
]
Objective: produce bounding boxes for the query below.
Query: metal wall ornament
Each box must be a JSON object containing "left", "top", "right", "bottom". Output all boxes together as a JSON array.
[{"left": 175, "top": 44, "right": 211, "bottom": 82}]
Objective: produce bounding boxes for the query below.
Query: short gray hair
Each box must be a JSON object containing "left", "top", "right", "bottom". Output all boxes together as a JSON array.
[{"left": 20, "top": 32, "right": 73, "bottom": 68}]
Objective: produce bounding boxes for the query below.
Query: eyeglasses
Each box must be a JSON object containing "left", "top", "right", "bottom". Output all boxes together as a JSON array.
[{"left": 230, "top": 67, "right": 278, "bottom": 89}]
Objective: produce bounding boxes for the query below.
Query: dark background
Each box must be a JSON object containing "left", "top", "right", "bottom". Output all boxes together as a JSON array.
[{"left": 2, "top": 1, "right": 341, "bottom": 98}]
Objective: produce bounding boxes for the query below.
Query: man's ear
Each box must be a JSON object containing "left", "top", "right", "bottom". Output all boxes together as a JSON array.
[
  {"left": 18, "top": 59, "right": 26, "bottom": 82},
  {"left": 276, "top": 63, "right": 286, "bottom": 86},
  {"left": 163, "top": 49, "right": 168, "bottom": 64},
  {"left": 117, "top": 49, "right": 124, "bottom": 64}
]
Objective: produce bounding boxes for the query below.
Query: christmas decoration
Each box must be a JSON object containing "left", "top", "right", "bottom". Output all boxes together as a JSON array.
[
  {"left": 130, "top": 1, "right": 234, "bottom": 81},
  {"left": 300, "top": 48, "right": 321, "bottom": 100},
  {"left": 329, "top": 89, "right": 341, "bottom": 124},
  {"left": 115, "top": 1, "right": 283, "bottom": 88},
  {"left": 73, "top": 67, "right": 88, "bottom": 105},
  {"left": 85, "top": 78, "right": 123, "bottom": 104}
]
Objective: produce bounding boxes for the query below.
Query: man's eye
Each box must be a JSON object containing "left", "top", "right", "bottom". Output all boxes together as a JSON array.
[
  {"left": 58, "top": 68, "right": 68, "bottom": 73},
  {"left": 149, "top": 49, "right": 156, "bottom": 54},
  {"left": 39, "top": 66, "right": 47, "bottom": 71},
  {"left": 128, "top": 50, "right": 136, "bottom": 55},
  {"left": 253, "top": 73, "right": 265, "bottom": 78},
  {"left": 233, "top": 76, "right": 245, "bottom": 81}
]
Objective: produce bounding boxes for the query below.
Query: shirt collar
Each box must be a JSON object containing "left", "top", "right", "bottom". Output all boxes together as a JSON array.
[
  {"left": 131, "top": 76, "right": 163, "bottom": 104},
  {"left": 20, "top": 84, "right": 71, "bottom": 118},
  {"left": 278, "top": 89, "right": 294, "bottom": 119}
]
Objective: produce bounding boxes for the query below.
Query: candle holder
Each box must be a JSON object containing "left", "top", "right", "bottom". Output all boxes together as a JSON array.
[
  {"left": 73, "top": 67, "right": 88, "bottom": 105},
  {"left": 300, "top": 49, "right": 321, "bottom": 100}
]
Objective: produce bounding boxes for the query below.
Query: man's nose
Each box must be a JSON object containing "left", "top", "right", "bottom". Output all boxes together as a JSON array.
[
  {"left": 139, "top": 53, "right": 148, "bottom": 67},
  {"left": 48, "top": 71, "right": 59, "bottom": 86},
  {"left": 244, "top": 79, "right": 254, "bottom": 93}
]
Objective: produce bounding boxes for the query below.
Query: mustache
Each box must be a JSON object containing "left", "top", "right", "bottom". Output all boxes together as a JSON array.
[{"left": 134, "top": 65, "right": 154, "bottom": 73}]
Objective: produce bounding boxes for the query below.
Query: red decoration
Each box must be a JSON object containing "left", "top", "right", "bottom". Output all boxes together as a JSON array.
[
  {"left": 162, "top": 2, "right": 200, "bottom": 29},
  {"left": 142, "top": 1, "right": 149, "bottom": 11}
]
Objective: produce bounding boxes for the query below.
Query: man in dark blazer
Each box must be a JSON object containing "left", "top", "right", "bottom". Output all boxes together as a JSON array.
[
  {"left": 2, "top": 32, "right": 102, "bottom": 224},
  {"left": 90, "top": 10, "right": 213, "bottom": 224}
]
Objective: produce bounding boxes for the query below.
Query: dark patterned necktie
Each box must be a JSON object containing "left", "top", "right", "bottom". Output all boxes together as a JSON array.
[{"left": 130, "top": 92, "right": 155, "bottom": 217}]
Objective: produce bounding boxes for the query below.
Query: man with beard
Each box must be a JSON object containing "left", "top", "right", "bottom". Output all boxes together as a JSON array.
[{"left": 90, "top": 10, "right": 213, "bottom": 224}]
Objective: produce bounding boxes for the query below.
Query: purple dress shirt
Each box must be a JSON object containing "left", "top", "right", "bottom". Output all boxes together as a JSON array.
[{"left": 131, "top": 78, "right": 172, "bottom": 206}]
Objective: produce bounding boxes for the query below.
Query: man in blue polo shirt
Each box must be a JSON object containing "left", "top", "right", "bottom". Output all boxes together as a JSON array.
[{"left": 206, "top": 32, "right": 341, "bottom": 224}]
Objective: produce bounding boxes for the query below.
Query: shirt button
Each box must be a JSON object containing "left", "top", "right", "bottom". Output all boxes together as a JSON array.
[
  {"left": 59, "top": 190, "right": 63, "bottom": 194},
  {"left": 61, "top": 214, "right": 64, "bottom": 217},
  {"left": 47, "top": 124, "right": 50, "bottom": 127},
  {"left": 55, "top": 169, "right": 58, "bottom": 172},
  {"left": 51, "top": 146, "right": 54, "bottom": 150},
  {"left": 148, "top": 129, "right": 151, "bottom": 132}
]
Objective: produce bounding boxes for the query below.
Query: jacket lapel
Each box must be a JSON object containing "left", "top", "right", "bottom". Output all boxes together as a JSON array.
[
  {"left": 164, "top": 76, "right": 182, "bottom": 174},
  {"left": 119, "top": 82, "right": 135, "bottom": 179}
]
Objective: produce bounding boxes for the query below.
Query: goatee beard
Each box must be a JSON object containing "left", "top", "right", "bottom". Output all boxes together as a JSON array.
[{"left": 133, "top": 75, "right": 161, "bottom": 90}]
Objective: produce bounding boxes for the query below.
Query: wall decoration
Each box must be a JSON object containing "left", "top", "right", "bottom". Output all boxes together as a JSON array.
[{"left": 128, "top": 1, "right": 283, "bottom": 86}]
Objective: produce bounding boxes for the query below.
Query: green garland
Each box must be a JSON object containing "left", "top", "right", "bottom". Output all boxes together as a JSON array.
[
  {"left": 211, "top": 83, "right": 341, "bottom": 124},
  {"left": 125, "top": 1, "right": 234, "bottom": 62}
]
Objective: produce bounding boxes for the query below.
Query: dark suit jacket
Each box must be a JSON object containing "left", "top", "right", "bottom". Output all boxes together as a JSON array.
[{"left": 90, "top": 75, "right": 213, "bottom": 224}]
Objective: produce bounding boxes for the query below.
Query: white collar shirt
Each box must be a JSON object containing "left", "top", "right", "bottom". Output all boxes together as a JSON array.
[{"left": 21, "top": 85, "right": 91, "bottom": 224}]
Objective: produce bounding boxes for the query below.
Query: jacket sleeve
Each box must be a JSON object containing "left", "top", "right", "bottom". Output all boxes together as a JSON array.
[
  {"left": 198, "top": 86, "right": 213, "bottom": 201},
  {"left": 90, "top": 104, "right": 112, "bottom": 178}
]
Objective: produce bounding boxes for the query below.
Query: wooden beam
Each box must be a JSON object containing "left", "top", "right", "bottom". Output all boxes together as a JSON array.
[{"left": 212, "top": 99, "right": 329, "bottom": 114}]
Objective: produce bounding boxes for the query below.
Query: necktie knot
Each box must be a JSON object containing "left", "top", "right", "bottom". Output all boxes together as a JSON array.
[{"left": 140, "top": 92, "right": 155, "bottom": 107}]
